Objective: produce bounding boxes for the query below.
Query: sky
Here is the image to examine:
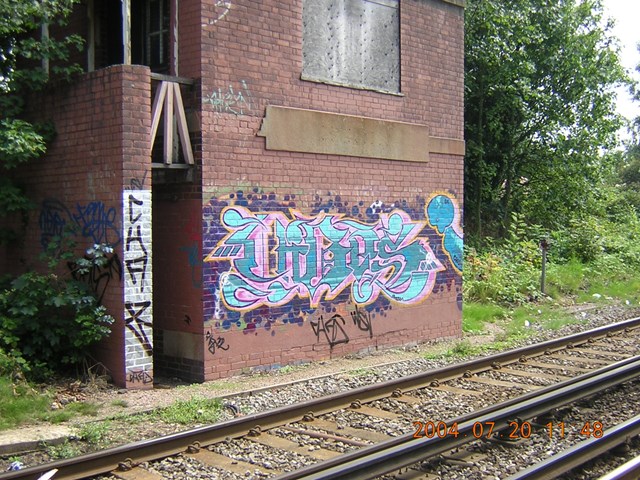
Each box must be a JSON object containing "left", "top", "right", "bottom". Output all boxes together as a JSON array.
[{"left": 602, "top": 0, "right": 640, "bottom": 123}]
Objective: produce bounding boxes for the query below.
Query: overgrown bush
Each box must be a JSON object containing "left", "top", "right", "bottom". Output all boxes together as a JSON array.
[
  {"left": 463, "top": 214, "right": 543, "bottom": 305},
  {"left": 0, "top": 237, "right": 115, "bottom": 379}
]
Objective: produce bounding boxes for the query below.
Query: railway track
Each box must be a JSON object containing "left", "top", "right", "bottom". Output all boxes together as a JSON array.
[{"left": 1, "top": 316, "right": 639, "bottom": 480}]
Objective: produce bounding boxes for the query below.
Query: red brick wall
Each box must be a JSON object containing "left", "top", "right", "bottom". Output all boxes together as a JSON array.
[
  {"left": 4, "top": 65, "right": 152, "bottom": 387},
  {"left": 194, "top": 0, "right": 465, "bottom": 380}
]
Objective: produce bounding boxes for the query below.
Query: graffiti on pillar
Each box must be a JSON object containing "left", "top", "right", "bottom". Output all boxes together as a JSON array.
[
  {"left": 39, "top": 198, "right": 121, "bottom": 248},
  {"left": 202, "top": 189, "right": 462, "bottom": 336},
  {"left": 123, "top": 190, "right": 153, "bottom": 382}
]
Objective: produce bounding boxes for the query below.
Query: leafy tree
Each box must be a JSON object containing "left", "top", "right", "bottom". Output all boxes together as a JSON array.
[
  {"left": 464, "top": 0, "right": 629, "bottom": 239},
  {"left": 0, "top": 0, "right": 82, "bottom": 243}
]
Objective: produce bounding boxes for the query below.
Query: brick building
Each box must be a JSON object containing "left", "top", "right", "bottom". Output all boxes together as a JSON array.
[{"left": 3, "top": 0, "right": 465, "bottom": 388}]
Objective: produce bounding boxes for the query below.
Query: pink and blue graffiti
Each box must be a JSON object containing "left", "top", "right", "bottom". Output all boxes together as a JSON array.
[{"left": 205, "top": 206, "right": 445, "bottom": 311}]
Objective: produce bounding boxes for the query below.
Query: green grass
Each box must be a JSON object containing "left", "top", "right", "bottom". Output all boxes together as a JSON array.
[
  {"left": 148, "top": 397, "right": 223, "bottom": 425},
  {"left": 462, "top": 302, "right": 506, "bottom": 333},
  {"left": 205, "top": 380, "right": 244, "bottom": 391},
  {"left": 546, "top": 258, "right": 585, "bottom": 297},
  {"left": 0, "top": 378, "right": 52, "bottom": 430},
  {"left": 44, "top": 401, "right": 101, "bottom": 424},
  {"left": 0, "top": 378, "right": 105, "bottom": 431},
  {"left": 577, "top": 277, "right": 640, "bottom": 304}
]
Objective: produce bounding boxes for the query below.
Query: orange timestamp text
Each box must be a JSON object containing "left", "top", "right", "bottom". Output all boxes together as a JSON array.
[{"left": 412, "top": 420, "right": 604, "bottom": 440}]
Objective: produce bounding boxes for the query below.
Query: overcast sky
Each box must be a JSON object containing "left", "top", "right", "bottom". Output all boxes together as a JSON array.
[{"left": 602, "top": 0, "right": 639, "bottom": 122}]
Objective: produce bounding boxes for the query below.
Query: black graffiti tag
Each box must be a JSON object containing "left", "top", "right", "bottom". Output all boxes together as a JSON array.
[
  {"left": 350, "top": 306, "right": 373, "bottom": 338},
  {"left": 125, "top": 301, "right": 153, "bottom": 356},
  {"left": 311, "top": 314, "right": 349, "bottom": 349},
  {"left": 206, "top": 331, "right": 230, "bottom": 355}
]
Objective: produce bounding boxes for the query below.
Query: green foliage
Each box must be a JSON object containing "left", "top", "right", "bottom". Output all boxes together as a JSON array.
[
  {"left": 46, "top": 441, "right": 82, "bottom": 459},
  {"left": 76, "top": 421, "right": 110, "bottom": 447},
  {"left": 464, "top": 214, "right": 542, "bottom": 305},
  {"left": 0, "top": 238, "right": 115, "bottom": 379},
  {"left": 545, "top": 258, "right": 585, "bottom": 297},
  {"left": 1, "top": 0, "right": 82, "bottom": 243},
  {"left": 464, "top": 0, "right": 628, "bottom": 237}
]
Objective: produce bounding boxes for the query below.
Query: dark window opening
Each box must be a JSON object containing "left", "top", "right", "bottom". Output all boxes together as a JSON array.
[
  {"left": 95, "top": 0, "right": 123, "bottom": 69},
  {"left": 94, "top": 0, "right": 170, "bottom": 73},
  {"left": 132, "top": 0, "right": 170, "bottom": 73}
]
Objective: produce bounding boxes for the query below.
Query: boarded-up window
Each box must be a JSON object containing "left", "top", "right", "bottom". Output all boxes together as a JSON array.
[{"left": 303, "top": 0, "right": 400, "bottom": 93}]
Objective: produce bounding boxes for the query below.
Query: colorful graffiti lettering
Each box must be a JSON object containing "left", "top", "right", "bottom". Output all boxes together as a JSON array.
[
  {"left": 426, "top": 194, "right": 463, "bottom": 274},
  {"left": 205, "top": 206, "right": 444, "bottom": 311}
]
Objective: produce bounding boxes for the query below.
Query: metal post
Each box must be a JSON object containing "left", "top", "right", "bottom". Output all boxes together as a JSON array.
[{"left": 540, "top": 238, "right": 549, "bottom": 295}]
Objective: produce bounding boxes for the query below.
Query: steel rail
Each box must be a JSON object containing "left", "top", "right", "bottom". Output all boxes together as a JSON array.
[
  {"left": 506, "top": 414, "right": 640, "bottom": 480},
  {"left": 1, "top": 317, "right": 638, "bottom": 480},
  {"left": 272, "top": 355, "right": 640, "bottom": 480},
  {"left": 597, "top": 453, "right": 640, "bottom": 480}
]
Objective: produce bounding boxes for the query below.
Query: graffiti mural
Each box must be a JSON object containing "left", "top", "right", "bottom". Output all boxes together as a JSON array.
[
  {"left": 123, "top": 190, "right": 153, "bottom": 383},
  {"left": 202, "top": 189, "right": 463, "bottom": 337},
  {"left": 205, "top": 206, "right": 444, "bottom": 310}
]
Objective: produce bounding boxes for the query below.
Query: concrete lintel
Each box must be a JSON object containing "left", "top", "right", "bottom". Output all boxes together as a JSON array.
[
  {"left": 441, "top": 0, "right": 466, "bottom": 8},
  {"left": 257, "top": 106, "right": 465, "bottom": 163}
]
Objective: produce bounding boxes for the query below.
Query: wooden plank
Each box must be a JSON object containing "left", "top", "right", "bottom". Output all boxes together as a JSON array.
[
  {"left": 349, "top": 405, "right": 401, "bottom": 420},
  {"left": 393, "top": 394, "right": 424, "bottom": 405},
  {"left": 122, "top": 0, "right": 131, "bottom": 64},
  {"left": 302, "top": 418, "right": 391, "bottom": 443},
  {"left": 113, "top": 467, "right": 164, "bottom": 480},
  {"left": 548, "top": 353, "right": 609, "bottom": 365},
  {"left": 186, "top": 449, "right": 278, "bottom": 476},
  {"left": 247, "top": 432, "right": 340, "bottom": 460},
  {"left": 525, "top": 360, "right": 590, "bottom": 373},
  {"left": 150, "top": 81, "right": 168, "bottom": 151},
  {"left": 499, "top": 367, "right": 569, "bottom": 381},
  {"left": 467, "top": 377, "right": 538, "bottom": 390},
  {"left": 173, "top": 83, "right": 194, "bottom": 164},
  {"left": 163, "top": 84, "right": 174, "bottom": 165},
  {"left": 430, "top": 384, "right": 483, "bottom": 396},
  {"left": 573, "top": 348, "right": 626, "bottom": 358}
]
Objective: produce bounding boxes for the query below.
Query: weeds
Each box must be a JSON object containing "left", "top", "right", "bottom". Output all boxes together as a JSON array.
[{"left": 149, "top": 397, "right": 223, "bottom": 425}]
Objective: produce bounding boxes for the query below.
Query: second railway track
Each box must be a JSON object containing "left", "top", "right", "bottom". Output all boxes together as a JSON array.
[{"left": 2, "top": 316, "right": 640, "bottom": 480}]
